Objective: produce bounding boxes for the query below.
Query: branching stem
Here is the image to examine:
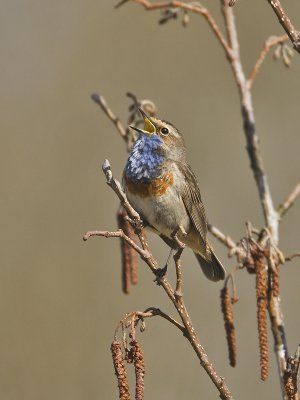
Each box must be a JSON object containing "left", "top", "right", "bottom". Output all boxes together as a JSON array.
[{"left": 84, "top": 162, "right": 234, "bottom": 400}]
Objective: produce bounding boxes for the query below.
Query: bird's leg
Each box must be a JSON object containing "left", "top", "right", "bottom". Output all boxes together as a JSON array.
[
  {"left": 166, "top": 247, "right": 175, "bottom": 267},
  {"left": 153, "top": 248, "right": 174, "bottom": 284},
  {"left": 125, "top": 215, "right": 149, "bottom": 250},
  {"left": 154, "top": 226, "right": 186, "bottom": 286},
  {"left": 171, "top": 226, "right": 186, "bottom": 298},
  {"left": 125, "top": 216, "right": 144, "bottom": 235},
  {"left": 171, "top": 225, "right": 187, "bottom": 249}
]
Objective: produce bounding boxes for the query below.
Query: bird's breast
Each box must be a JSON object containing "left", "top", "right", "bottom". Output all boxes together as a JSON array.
[
  {"left": 123, "top": 171, "right": 174, "bottom": 198},
  {"left": 123, "top": 169, "right": 191, "bottom": 238}
]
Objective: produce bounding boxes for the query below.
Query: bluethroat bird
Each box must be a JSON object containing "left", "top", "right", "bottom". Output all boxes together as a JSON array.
[{"left": 123, "top": 109, "right": 225, "bottom": 281}]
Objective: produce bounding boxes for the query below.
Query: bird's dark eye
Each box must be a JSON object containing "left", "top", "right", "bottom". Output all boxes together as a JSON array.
[{"left": 161, "top": 127, "right": 169, "bottom": 135}]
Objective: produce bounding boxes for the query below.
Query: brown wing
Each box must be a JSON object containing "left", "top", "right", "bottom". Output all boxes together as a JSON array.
[{"left": 177, "top": 162, "right": 207, "bottom": 247}]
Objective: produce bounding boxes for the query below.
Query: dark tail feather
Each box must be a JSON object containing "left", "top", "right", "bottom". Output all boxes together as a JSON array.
[{"left": 195, "top": 249, "right": 225, "bottom": 282}]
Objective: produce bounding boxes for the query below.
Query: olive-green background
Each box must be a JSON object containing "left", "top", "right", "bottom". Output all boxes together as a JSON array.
[{"left": 1, "top": 1, "right": 300, "bottom": 399}]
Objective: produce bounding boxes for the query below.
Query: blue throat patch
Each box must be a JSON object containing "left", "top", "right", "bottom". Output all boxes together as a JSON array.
[{"left": 125, "top": 134, "right": 165, "bottom": 182}]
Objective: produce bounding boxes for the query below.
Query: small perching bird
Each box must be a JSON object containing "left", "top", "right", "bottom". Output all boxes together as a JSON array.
[{"left": 123, "top": 109, "right": 225, "bottom": 282}]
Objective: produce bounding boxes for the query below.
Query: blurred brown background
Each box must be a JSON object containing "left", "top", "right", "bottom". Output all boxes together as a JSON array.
[{"left": 1, "top": 1, "right": 300, "bottom": 399}]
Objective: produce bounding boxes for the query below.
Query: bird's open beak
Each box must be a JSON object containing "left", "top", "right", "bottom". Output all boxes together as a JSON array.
[{"left": 129, "top": 108, "right": 156, "bottom": 136}]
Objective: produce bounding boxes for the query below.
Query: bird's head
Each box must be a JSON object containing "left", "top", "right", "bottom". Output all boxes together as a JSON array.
[{"left": 130, "top": 108, "right": 186, "bottom": 161}]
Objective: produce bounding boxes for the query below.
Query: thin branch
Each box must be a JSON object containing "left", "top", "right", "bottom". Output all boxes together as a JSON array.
[
  {"left": 221, "top": 2, "right": 279, "bottom": 245},
  {"left": 83, "top": 228, "right": 151, "bottom": 261},
  {"left": 219, "top": 5, "right": 289, "bottom": 394},
  {"left": 91, "top": 93, "right": 127, "bottom": 141},
  {"left": 102, "top": 159, "right": 141, "bottom": 222},
  {"left": 278, "top": 181, "right": 300, "bottom": 218},
  {"left": 115, "top": 0, "right": 130, "bottom": 8},
  {"left": 208, "top": 223, "right": 238, "bottom": 254},
  {"left": 266, "top": 0, "right": 300, "bottom": 54},
  {"left": 285, "top": 253, "right": 300, "bottom": 262},
  {"left": 248, "top": 35, "right": 288, "bottom": 89},
  {"left": 124, "top": 0, "right": 231, "bottom": 58},
  {"left": 114, "top": 308, "right": 185, "bottom": 336},
  {"left": 142, "top": 307, "right": 186, "bottom": 333}
]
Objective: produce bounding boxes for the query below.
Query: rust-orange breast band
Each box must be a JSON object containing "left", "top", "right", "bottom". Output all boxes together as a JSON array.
[{"left": 124, "top": 172, "right": 174, "bottom": 198}]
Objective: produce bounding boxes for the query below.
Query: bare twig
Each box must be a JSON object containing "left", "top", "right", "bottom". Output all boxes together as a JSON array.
[
  {"left": 285, "top": 253, "right": 300, "bottom": 262},
  {"left": 221, "top": 6, "right": 288, "bottom": 391},
  {"left": 122, "top": 0, "right": 231, "bottom": 58},
  {"left": 208, "top": 223, "right": 240, "bottom": 255},
  {"left": 221, "top": 3, "right": 279, "bottom": 245},
  {"left": 83, "top": 229, "right": 150, "bottom": 260},
  {"left": 278, "top": 181, "right": 300, "bottom": 218},
  {"left": 114, "top": 309, "right": 185, "bottom": 336},
  {"left": 268, "top": 284, "right": 289, "bottom": 397},
  {"left": 91, "top": 93, "right": 127, "bottom": 142},
  {"left": 102, "top": 160, "right": 141, "bottom": 222},
  {"left": 248, "top": 35, "right": 288, "bottom": 88},
  {"left": 115, "top": 0, "right": 130, "bottom": 8},
  {"left": 266, "top": 0, "right": 300, "bottom": 54}
]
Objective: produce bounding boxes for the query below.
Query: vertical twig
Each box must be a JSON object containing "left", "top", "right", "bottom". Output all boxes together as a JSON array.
[
  {"left": 221, "top": 3, "right": 288, "bottom": 394},
  {"left": 266, "top": 0, "right": 300, "bottom": 54},
  {"left": 221, "top": 1, "right": 279, "bottom": 244}
]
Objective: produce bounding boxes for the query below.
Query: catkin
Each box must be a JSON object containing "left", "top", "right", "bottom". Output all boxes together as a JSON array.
[
  {"left": 117, "top": 207, "right": 139, "bottom": 293},
  {"left": 220, "top": 286, "right": 237, "bottom": 367},
  {"left": 111, "top": 341, "right": 131, "bottom": 400},
  {"left": 255, "top": 257, "right": 268, "bottom": 381},
  {"left": 130, "top": 340, "right": 145, "bottom": 400}
]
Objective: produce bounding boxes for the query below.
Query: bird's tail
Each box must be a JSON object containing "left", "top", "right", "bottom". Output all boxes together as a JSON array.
[{"left": 194, "top": 245, "right": 225, "bottom": 282}]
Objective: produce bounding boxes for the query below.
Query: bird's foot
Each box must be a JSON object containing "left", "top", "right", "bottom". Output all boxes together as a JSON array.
[
  {"left": 171, "top": 225, "right": 186, "bottom": 250},
  {"left": 153, "top": 265, "right": 168, "bottom": 285},
  {"left": 126, "top": 216, "right": 144, "bottom": 235}
]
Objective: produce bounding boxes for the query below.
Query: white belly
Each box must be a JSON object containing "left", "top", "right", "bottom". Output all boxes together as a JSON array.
[{"left": 126, "top": 187, "right": 190, "bottom": 238}]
